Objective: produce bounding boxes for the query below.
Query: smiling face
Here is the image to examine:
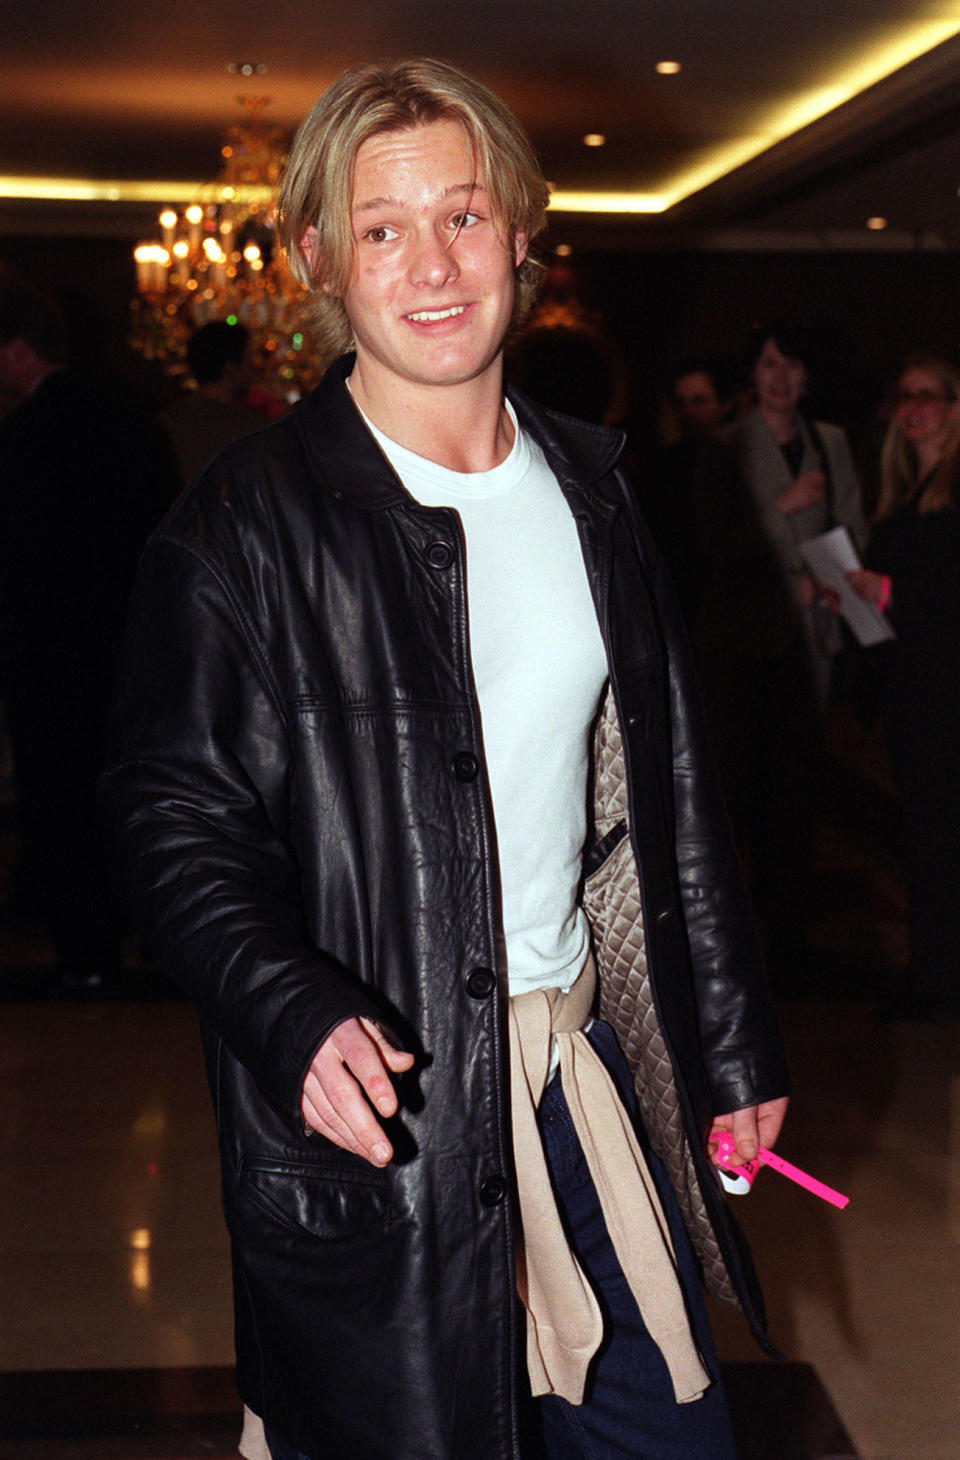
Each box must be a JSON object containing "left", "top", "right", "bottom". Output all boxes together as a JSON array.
[
  {"left": 328, "top": 118, "right": 526, "bottom": 405},
  {"left": 754, "top": 337, "right": 806, "bottom": 420},
  {"left": 894, "top": 365, "right": 958, "bottom": 456}
]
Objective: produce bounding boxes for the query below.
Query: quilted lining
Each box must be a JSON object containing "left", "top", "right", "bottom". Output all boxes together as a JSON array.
[{"left": 584, "top": 685, "right": 737, "bottom": 1306}]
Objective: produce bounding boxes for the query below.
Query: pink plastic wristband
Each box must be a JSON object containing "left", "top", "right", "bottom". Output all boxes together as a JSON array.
[
  {"left": 714, "top": 1132, "right": 849, "bottom": 1209},
  {"left": 754, "top": 1146, "right": 850, "bottom": 1209}
]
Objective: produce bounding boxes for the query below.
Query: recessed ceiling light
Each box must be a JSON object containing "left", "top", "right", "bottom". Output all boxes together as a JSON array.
[
  {"left": 583, "top": 133, "right": 606, "bottom": 148},
  {"left": 228, "top": 61, "right": 267, "bottom": 77},
  {"left": 655, "top": 61, "right": 682, "bottom": 75},
  {"left": 555, "top": 244, "right": 573, "bottom": 257},
  {"left": 866, "top": 216, "right": 888, "bottom": 230}
]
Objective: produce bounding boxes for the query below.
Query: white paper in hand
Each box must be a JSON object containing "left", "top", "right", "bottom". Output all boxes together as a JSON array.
[{"left": 800, "top": 526, "right": 895, "bottom": 647}]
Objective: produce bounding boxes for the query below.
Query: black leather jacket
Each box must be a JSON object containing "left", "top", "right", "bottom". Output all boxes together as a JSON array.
[{"left": 101, "top": 358, "right": 789, "bottom": 1460}]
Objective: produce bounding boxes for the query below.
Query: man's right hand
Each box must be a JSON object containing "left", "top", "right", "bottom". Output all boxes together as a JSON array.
[{"left": 300, "top": 1016, "right": 415, "bottom": 1167}]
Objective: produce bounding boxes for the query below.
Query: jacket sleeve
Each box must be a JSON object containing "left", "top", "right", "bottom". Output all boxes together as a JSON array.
[
  {"left": 823, "top": 422, "right": 868, "bottom": 554},
  {"left": 647, "top": 536, "right": 791, "bottom": 1116},
  {"left": 99, "top": 529, "right": 384, "bottom": 1120}
]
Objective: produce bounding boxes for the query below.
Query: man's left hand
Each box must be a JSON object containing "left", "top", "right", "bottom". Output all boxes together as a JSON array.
[{"left": 708, "top": 1096, "right": 789, "bottom": 1167}]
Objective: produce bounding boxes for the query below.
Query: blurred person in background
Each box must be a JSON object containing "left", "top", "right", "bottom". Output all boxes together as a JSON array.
[
  {"left": 160, "top": 319, "right": 265, "bottom": 490},
  {"left": 846, "top": 354, "right": 960, "bottom": 1019},
  {"left": 670, "top": 359, "right": 733, "bottom": 441},
  {"left": 695, "top": 322, "right": 867, "bottom": 983},
  {"left": 645, "top": 356, "right": 735, "bottom": 632},
  {"left": 0, "top": 281, "right": 169, "bottom": 991}
]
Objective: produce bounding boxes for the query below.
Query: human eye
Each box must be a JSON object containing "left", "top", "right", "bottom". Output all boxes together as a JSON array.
[
  {"left": 449, "top": 209, "right": 482, "bottom": 232},
  {"left": 362, "top": 223, "right": 399, "bottom": 244}
]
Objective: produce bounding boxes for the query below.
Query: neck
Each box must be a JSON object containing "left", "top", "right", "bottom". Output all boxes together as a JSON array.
[
  {"left": 348, "top": 357, "right": 513, "bottom": 473},
  {"left": 760, "top": 405, "right": 799, "bottom": 445}
]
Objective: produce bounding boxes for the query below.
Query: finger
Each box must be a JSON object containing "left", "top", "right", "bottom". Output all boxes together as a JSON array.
[
  {"left": 301, "top": 1062, "right": 394, "bottom": 1166},
  {"left": 301, "top": 1018, "right": 399, "bottom": 1160},
  {"left": 706, "top": 1116, "right": 732, "bottom": 1165},
  {"left": 301, "top": 1071, "right": 367, "bottom": 1151},
  {"left": 299, "top": 1017, "right": 416, "bottom": 1165},
  {"left": 756, "top": 1095, "right": 789, "bottom": 1151},
  {"left": 730, "top": 1107, "right": 760, "bottom": 1164},
  {"left": 359, "top": 1017, "right": 416, "bottom": 1074},
  {"left": 330, "top": 1019, "right": 408, "bottom": 1119}
]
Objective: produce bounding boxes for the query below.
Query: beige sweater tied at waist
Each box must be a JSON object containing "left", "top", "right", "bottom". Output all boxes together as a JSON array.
[{"left": 508, "top": 952, "right": 710, "bottom": 1407}]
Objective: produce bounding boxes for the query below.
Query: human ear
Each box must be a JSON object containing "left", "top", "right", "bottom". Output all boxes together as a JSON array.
[
  {"left": 513, "top": 232, "right": 529, "bottom": 268},
  {"left": 299, "top": 224, "right": 331, "bottom": 290}
]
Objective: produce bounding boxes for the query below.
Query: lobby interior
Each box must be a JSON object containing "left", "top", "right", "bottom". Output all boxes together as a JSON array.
[{"left": 2, "top": 7, "right": 960, "bottom": 1458}]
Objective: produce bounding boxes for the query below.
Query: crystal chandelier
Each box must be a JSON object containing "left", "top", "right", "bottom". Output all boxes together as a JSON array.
[{"left": 130, "top": 97, "right": 321, "bottom": 403}]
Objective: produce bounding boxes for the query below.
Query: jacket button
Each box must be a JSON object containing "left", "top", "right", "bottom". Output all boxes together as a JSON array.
[
  {"left": 426, "top": 540, "right": 454, "bottom": 569},
  {"left": 466, "top": 966, "right": 496, "bottom": 999},
  {"left": 452, "top": 751, "right": 479, "bottom": 781},
  {"left": 480, "top": 1175, "right": 507, "bottom": 1207}
]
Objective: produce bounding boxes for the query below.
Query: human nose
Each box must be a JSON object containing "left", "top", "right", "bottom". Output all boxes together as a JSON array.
[{"left": 409, "top": 225, "right": 460, "bottom": 287}]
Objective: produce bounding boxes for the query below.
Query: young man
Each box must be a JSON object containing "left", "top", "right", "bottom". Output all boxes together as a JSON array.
[{"left": 101, "top": 59, "right": 789, "bottom": 1460}]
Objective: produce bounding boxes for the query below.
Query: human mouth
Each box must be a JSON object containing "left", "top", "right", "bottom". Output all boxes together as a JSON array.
[{"left": 405, "top": 305, "right": 467, "bottom": 323}]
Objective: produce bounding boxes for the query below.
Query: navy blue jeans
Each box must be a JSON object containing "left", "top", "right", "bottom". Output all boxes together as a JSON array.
[
  {"left": 266, "top": 1021, "right": 736, "bottom": 1460},
  {"left": 529, "top": 1020, "right": 737, "bottom": 1459}
]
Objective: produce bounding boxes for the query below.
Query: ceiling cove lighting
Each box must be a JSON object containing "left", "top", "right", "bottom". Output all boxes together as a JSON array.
[
  {"left": 548, "top": 190, "right": 670, "bottom": 213},
  {"left": 0, "top": 176, "right": 276, "bottom": 205},
  {"left": 649, "top": 18, "right": 960, "bottom": 211},
  {"left": 1, "top": 19, "right": 958, "bottom": 217}
]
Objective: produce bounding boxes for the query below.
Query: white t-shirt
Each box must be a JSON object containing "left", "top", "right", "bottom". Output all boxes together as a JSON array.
[{"left": 357, "top": 398, "right": 609, "bottom": 998}]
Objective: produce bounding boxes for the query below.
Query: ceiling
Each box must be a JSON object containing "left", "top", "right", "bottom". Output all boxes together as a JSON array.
[{"left": 2, "top": 0, "right": 960, "bottom": 249}]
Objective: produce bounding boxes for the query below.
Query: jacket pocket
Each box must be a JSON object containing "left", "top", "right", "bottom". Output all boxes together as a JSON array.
[
  {"left": 583, "top": 819, "right": 628, "bottom": 881},
  {"left": 236, "top": 1156, "right": 393, "bottom": 1241}
]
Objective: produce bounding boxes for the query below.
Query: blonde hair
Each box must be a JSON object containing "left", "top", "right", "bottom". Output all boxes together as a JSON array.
[
  {"left": 876, "top": 353, "right": 960, "bottom": 520},
  {"left": 278, "top": 58, "right": 549, "bottom": 362}
]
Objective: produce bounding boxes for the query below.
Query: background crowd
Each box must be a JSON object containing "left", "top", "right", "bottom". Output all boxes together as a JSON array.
[{"left": 640, "top": 329, "right": 960, "bottom": 1022}]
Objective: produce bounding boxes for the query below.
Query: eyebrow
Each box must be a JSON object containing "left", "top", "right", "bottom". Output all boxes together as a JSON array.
[{"left": 352, "top": 181, "right": 481, "bottom": 216}]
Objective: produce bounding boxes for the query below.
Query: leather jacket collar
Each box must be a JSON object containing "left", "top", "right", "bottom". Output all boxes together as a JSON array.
[{"left": 292, "top": 353, "right": 626, "bottom": 512}]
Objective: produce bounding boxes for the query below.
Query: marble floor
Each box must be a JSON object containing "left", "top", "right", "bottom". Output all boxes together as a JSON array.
[{"left": 0, "top": 710, "right": 957, "bottom": 1459}]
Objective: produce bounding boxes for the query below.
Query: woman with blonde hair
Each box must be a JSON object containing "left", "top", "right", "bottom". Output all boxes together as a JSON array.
[{"left": 848, "top": 353, "right": 960, "bottom": 1018}]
